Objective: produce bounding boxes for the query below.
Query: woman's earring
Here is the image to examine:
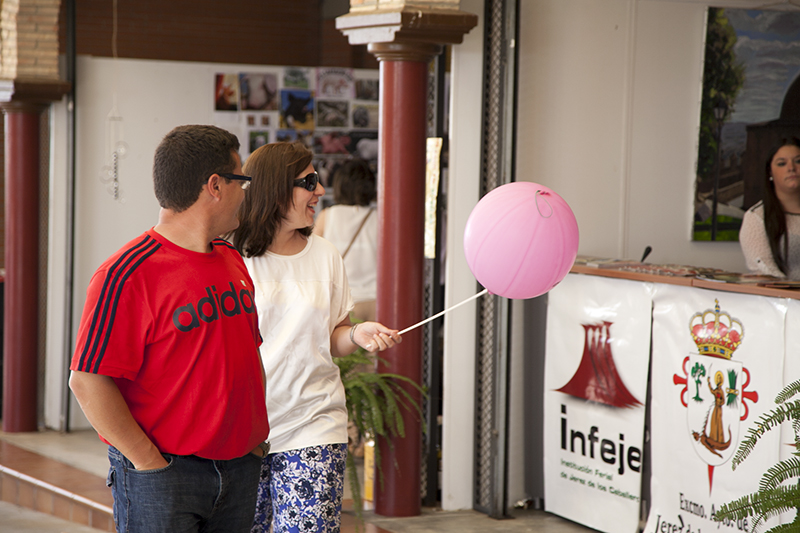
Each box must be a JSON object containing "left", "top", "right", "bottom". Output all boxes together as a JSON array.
[{"left": 770, "top": 176, "right": 774, "bottom": 181}]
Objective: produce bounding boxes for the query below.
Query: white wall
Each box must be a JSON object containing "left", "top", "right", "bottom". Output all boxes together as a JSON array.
[
  {"left": 628, "top": 1, "right": 739, "bottom": 267},
  {"left": 441, "top": 0, "right": 484, "bottom": 510},
  {"left": 45, "top": 101, "right": 71, "bottom": 429},
  {"left": 71, "top": 58, "right": 240, "bottom": 298},
  {"left": 517, "top": 0, "right": 747, "bottom": 271}
]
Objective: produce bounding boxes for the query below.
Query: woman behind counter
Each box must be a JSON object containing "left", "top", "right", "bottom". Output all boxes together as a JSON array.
[
  {"left": 229, "top": 141, "right": 401, "bottom": 533},
  {"left": 740, "top": 137, "right": 800, "bottom": 279}
]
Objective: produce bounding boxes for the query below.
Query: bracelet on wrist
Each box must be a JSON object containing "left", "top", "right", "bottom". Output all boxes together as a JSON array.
[{"left": 350, "top": 323, "right": 359, "bottom": 347}]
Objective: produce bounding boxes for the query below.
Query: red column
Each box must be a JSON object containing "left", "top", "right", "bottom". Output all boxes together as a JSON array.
[
  {"left": 3, "top": 104, "right": 44, "bottom": 432},
  {"left": 372, "top": 42, "right": 440, "bottom": 517},
  {"left": 336, "top": 9, "right": 477, "bottom": 516}
]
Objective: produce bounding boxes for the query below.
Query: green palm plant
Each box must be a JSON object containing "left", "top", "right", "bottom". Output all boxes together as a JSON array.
[
  {"left": 334, "top": 345, "right": 425, "bottom": 521},
  {"left": 713, "top": 379, "right": 800, "bottom": 532}
]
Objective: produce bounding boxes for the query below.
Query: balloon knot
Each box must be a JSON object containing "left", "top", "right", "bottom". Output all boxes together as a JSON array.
[{"left": 535, "top": 190, "right": 554, "bottom": 218}]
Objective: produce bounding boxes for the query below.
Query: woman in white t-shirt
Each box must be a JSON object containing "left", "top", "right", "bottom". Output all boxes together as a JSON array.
[
  {"left": 740, "top": 137, "right": 800, "bottom": 279},
  {"left": 229, "top": 141, "right": 401, "bottom": 533},
  {"left": 313, "top": 158, "right": 377, "bottom": 322}
]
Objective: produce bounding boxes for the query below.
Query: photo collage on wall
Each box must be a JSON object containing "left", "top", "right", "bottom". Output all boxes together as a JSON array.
[{"left": 213, "top": 66, "right": 379, "bottom": 205}]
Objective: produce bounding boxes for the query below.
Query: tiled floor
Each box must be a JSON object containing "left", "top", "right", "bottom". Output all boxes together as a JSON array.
[{"left": 0, "top": 428, "right": 593, "bottom": 532}]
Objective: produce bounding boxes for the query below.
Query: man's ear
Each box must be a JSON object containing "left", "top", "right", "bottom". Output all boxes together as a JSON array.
[{"left": 205, "top": 173, "right": 223, "bottom": 200}]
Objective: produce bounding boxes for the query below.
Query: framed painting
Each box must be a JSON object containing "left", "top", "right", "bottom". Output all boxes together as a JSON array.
[{"left": 693, "top": 7, "right": 800, "bottom": 241}]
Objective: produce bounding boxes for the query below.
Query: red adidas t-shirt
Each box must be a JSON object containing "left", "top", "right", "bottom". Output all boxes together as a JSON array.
[{"left": 71, "top": 229, "right": 269, "bottom": 460}]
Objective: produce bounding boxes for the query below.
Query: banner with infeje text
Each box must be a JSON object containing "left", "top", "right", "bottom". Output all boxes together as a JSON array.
[{"left": 544, "top": 274, "right": 653, "bottom": 532}]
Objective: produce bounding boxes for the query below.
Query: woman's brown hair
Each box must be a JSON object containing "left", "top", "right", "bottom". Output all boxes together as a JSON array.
[
  {"left": 230, "top": 141, "right": 314, "bottom": 257},
  {"left": 763, "top": 137, "right": 800, "bottom": 275}
]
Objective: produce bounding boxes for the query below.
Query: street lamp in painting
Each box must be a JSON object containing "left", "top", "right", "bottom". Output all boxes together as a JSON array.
[{"left": 711, "top": 99, "right": 728, "bottom": 241}]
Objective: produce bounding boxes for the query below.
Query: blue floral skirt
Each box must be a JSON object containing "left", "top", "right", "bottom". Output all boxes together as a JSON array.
[{"left": 251, "top": 443, "right": 347, "bottom": 533}]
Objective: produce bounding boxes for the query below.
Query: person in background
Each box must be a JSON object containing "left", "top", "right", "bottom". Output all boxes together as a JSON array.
[
  {"left": 229, "top": 141, "right": 400, "bottom": 533},
  {"left": 313, "top": 158, "right": 377, "bottom": 322},
  {"left": 69, "top": 125, "right": 270, "bottom": 532},
  {"left": 740, "top": 137, "right": 800, "bottom": 279}
]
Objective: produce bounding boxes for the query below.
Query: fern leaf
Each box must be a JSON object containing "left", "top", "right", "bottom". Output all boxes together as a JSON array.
[
  {"left": 716, "top": 380, "right": 800, "bottom": 533},
  {"left": 776, "top": 380, "right": 800, "bottom": 404},
  {"left": 762, "top": 522, "right": 800, "bottom": 533},
  {"left": 715, "top": 484, "right": 800, "bottom": 532},
  {"left": 733, "top": 403, "right": 800, "bottom": 469},
  {"left": 758, "top": 458, "right": 800, "bottom": 492},
  {"left": 749, "top": 485, "right": 800, "bottom": 531},
  {"left": 375, "top": 380, "right": 405, "bottom": 437},
  {"left": 346, "top": 450, "right": 363, "bottom": 527},
  {"left": 792, "top": 418, "right": 800, "bottom": 447}
]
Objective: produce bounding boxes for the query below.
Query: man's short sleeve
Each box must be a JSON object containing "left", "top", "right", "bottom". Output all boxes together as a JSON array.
[{"left": 70, "top": 268, "right": 151, "bottom": 379}]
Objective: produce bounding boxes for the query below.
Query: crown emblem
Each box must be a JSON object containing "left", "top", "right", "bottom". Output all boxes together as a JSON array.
[{"left": 689, "top": 299, "right": 743, "bottom": 359}]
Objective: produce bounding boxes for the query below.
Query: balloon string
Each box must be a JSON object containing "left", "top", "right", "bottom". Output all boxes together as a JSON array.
[
  {"left": 535, "top": 190, "right": 553, "bottom": 218},
  {"left": 398, "top": 288, "right": 490, "bottom": 335}
]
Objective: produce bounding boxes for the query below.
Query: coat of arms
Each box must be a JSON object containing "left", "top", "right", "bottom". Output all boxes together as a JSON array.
[{"left": 673, "top": 299, "right": 758, "bottom": 491}]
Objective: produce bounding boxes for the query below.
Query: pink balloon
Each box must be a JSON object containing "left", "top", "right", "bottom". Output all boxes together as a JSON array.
[{"left": 463, "top": 182, "right": 579, "bottom": 299}]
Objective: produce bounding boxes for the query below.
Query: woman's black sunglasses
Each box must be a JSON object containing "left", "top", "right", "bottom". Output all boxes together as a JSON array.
[{"left": 294, "top": 171, "right": 320, "bottom": 192}]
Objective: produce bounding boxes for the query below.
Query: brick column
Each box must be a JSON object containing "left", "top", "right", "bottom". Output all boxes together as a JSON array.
[
  {"left": 0, "top": 0, "right": 69, "bottom": 431},
  {"left": 337, "top": 2, "right": 477, "bottom": 517},
  {"left": 2, "top": 0, "right": 62, "bottom": 80}
]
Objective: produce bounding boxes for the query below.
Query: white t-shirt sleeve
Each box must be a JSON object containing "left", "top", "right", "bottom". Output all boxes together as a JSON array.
[{"left": 328, "top": 236, "right": 355, "bottom": 331}]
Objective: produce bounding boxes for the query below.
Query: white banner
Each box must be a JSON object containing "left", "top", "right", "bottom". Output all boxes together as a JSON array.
[
  {"left": 644, "top": 285, "right": 786, "bottom": 533},
  {"left": 780, "top": 300, "right": 800, "bottom": 505},
  {"left": 544, "top": 274, "right": 653, "bottom": 532}
]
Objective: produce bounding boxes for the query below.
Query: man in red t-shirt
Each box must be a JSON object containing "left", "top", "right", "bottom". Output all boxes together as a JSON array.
[{"left": 69, "top": 125, "right": 269, "bottom": 532}]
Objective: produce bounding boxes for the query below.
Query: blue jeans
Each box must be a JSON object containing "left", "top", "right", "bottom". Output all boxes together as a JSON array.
[{"left": 107, "top": 446, "right": 262, "bottom": 533}]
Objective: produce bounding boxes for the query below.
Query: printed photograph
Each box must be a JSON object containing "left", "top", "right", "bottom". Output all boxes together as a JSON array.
[
  {"left": 280, "top": 89, "right": 314, "bottom": 130},
  {"left": 318, "top": 68, "right": 355, "bottom": 98},
  {"left": 346, "top": 130, "right": 379, "bottom": 161},
  {"left": 355, "top": 79, "right": 379, "bottom": 101},
  {"left": 316, "top": 100, "right": 349, "bottom": 128},
  {"left": 276, "top": 129, "right": 298, "bottom": 142},
  {"left": 284, "top": 67, "right": 312, "bottom": 89},
  {"left": 314, "top": 131, "right": 352, "bottom": 155},
  {"left": 297, "top": 130, "right": 314, "bottom": 148},
  {"left": 239, "top": 73, "right": 278, "bottom": 111},
  {"left": 249, "top": 130, "right": 269, "bottom": 153},
  {"left": 352, "top": 103, "right": 379, "bottom": 129},
  {"left": 214, "top": 73, "right": 239, "bottom": 111}
]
